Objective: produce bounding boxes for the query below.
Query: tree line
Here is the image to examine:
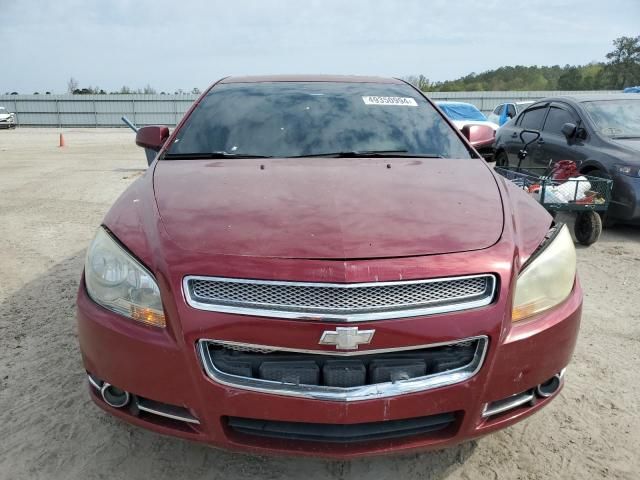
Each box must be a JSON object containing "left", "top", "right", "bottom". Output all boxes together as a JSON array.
[
  {"left": 406, "top": 35, "right": 639, "bottom": 92},
  {"left": 2, "top": 83, "right": 202, "bottom": 95},
  {"left": 64, "top": 79, "right": 202, "bottom": 95}
]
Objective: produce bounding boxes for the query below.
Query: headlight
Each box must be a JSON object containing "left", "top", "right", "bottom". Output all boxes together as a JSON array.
[
  {"left": 84, "top": 227, "right": 166, "bottom": 327},
  {"left": 614, "top": 164, "right": 640, "bottom": 177},
  {"left": 512, "top": 224, "right": 576, "bottom": 322}
]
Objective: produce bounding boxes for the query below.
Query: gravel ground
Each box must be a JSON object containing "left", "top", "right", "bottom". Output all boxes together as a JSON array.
[{"left": 1, "top": 128, "right": 639, "bottom": 480}]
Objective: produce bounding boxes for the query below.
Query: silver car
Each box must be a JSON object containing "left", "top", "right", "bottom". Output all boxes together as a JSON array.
[{"left": 0, "top": 106, "right": 16, "bottom": 129}]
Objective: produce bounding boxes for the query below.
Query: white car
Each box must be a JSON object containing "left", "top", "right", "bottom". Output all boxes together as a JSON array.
[
  {"left": 435, "top": 101, "right": 499, "bottom": 131},
  {"left": 487, "top": 101, "right": 534, "bottom": 126},
  {"left": 0, "top": 106, "right": 16, "bottom": 129}
]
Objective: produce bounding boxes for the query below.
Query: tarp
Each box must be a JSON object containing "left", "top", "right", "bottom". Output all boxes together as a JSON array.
[{"left": 436, "top": 102, "right": 487, "bottom": 121}]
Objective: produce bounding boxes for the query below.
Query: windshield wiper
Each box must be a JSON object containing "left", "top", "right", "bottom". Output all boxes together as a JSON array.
[
  {"left": 611, "top": 135, "right": 640, "bottom": 140},
  {"left": 164, "top": 150, "right": 444, "bottom": 159},
  {"left": 289, "top": 150, "right": 443, "bottom": 158},
  {"left": 163, "top": 152, "right": 272, "bottom": 159}
]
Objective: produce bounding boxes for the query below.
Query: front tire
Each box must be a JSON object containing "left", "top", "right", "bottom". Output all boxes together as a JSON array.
[{"left": 574, "top": 211, "right": 602, "bottom": 246}]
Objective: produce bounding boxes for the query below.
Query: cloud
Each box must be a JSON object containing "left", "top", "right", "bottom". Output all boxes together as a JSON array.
[{"left": 1, "top": 0, "right": 639, "bottom": 93}]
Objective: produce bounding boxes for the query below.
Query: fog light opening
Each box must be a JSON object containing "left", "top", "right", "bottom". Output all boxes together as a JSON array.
[
  {"left": 535, "top": 371, "right": 563, "bottom": 398},
  {"left": 101, "top": 383, "right": 131, "bottom": 408}
]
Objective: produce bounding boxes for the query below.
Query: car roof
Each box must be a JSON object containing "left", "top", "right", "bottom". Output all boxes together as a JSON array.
[
  {"left": 493, "top": 101, "right": 533, "bottom": 106},
  {"left": 219, "top": 75, "right": 405, "bottom": 84},
  {"left": 535, "top": 93, "right": 637, "bottom": 104}
]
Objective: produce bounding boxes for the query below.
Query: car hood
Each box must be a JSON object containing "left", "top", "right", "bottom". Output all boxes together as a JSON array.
[
  {"left": 153, "top": 157, "right": 504, "bottom": 259},
  {"left": 612, "top": 138, "right": 640, "bottom": 154}
]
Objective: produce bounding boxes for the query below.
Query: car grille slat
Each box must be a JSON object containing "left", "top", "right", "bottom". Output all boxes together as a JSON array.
[
  {"left": 184, "top": 274, "right": 496, "bottom": 321},
  {"left": 227, "top": 412, "right": 457, "bottom": 443}
]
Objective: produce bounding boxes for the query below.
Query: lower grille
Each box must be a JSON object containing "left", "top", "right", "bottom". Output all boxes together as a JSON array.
[
  {"left": 198, "top": 336, "right": 488, "bottom": 401},
  {"left": 227, "top": 413, "right": 456, "bottom": 443}
]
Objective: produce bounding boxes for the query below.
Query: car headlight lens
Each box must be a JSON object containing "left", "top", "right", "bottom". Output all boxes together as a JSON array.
[
  {"left": 512, "top": 224, "right": 576, "bottom": 322},
  {"left": 614, "top": 164, "right": 640, "bottom": 177},
  {"left": 84, "top": 227, "right": 166, "bottom": 327}
]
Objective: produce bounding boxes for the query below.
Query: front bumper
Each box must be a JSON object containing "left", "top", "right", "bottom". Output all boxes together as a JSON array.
[
  {"left": 609, "top": 174, "right": 640, "bottom": 223},
  {"left": 77, "top": 276, "right": 582, "bottom": 458}
]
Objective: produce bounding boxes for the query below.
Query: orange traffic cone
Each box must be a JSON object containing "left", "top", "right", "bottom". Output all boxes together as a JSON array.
[{"left": 59, "top": 133, "right": 65, "bottom": 147}]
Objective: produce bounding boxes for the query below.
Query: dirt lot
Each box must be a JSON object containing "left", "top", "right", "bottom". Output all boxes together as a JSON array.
[{"left": 0, "top": 128, "right": 639, "bottom": 480}]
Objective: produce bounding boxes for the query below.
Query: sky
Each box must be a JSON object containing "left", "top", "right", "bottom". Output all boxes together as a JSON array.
[{"left": 1, "top": 0, "right": 639, "bottom": 94}]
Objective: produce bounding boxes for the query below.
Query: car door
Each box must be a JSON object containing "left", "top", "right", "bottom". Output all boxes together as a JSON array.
[
  {"left": 534, "top": 103, "right": 588, "bottom": 169},
  {"left": 505, "top": 104, "right": 549, "bottom": 168}
]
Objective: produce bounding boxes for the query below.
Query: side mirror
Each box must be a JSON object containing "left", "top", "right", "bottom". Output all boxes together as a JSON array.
[
  {"left": 461, "top": 124, "right": 495, "bottom": 148},
  {"left": 135, "top": 125, "right": 170, "bottom": 151},
  {"left": 561, "top": 122, "right": 577, "bottom": 139}
]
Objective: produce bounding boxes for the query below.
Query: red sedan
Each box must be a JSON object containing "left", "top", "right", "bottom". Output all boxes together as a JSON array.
[{"left": 77, "top": 75, "right": 581, "bottom": 458}]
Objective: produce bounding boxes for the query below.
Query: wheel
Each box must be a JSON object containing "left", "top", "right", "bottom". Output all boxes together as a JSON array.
[
  {"left": 495, "top": 151, "right": 509, "bottom": 167},
  {"left": 574, "top": 211, "right": 602, "bottom": 246}
]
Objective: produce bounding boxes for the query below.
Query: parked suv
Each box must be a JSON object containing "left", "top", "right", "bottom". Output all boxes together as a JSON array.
[
  {"left": 77, "top": 75, "right": 581, "bottom": 457},
  {"left": 494, "top": 94, "right": 640, "bottom": 224}
]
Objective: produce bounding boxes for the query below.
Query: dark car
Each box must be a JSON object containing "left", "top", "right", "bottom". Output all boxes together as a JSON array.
[
  {"left": 494, "top": 94, "right": 640, "bottom": 224},
  {"left": 77, "top": 75, "right": 581, "bottom": 457}
]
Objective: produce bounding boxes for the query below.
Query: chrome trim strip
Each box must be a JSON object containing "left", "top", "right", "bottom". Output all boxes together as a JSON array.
[
  {"left": 137, "top": 400, "right": 200, "bottom": 425},
  {"left": 183, "top": 274, "right": 497, "bottom": 322},
  {"left": 87, "top": 374, "right": 102, "bottom": 390},
  {"left": 482, "top": 390, "right": 535, "bottom": 418},
  {"left": 86, "top": 375, "right": 200, "bottom": 425},
  {"left": 198, "top": 336, "right": 489, "bottom": 401},
  {"left": 203, "top": 337, "right": 479, "bottom": 357}
]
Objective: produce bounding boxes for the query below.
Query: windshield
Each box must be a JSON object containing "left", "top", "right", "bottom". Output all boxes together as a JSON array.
[
  {"left": 582, "top": 99, "right": 640, "bottom": 138},
  {"left": 436, "top": 103, "right": 486, "bottom": 122},
  {"left": 167, "top": 82, "right": 473, "bottom": 158}
]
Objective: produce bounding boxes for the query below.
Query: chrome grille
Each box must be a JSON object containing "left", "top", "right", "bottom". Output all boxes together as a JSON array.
[
  {"left": 198, "top": 336, "right": 489, "bottom": 401},
  {"left": 184, "top": 274, "right": 496, "bottom": 322}
]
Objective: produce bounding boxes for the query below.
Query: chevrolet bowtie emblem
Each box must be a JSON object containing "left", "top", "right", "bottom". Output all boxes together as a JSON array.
[{"left": 319, "top": 327, "right": 375, "bottom": 350}]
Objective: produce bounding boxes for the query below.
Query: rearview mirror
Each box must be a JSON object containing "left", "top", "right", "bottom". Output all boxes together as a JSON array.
[
  {"left": 135, "top": 125, "right": 170, "bottom": 151},
  {"left": 561, "top": 122, "right": 577, "bottom": 139},
  {"left": 461, "top": 124, "right": 495, "bottom": 148}
]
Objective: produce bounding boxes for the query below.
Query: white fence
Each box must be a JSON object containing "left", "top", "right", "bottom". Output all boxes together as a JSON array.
[{"left": 0, "top": 91, "right": 620, "bottom": 127}]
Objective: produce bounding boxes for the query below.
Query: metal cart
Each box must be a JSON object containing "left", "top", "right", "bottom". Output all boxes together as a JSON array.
[{"left": 494, "top": 130, "right": 613, "bottom": 246}]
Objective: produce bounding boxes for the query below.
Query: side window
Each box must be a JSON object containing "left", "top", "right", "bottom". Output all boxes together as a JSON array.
[
  {"left": 543, "top": 107, "right": 575, "bottom": 135},
  {"left": 507, "top": 104, "right": 516, "bottom": 118},
  {"left": 518, "top": 107, "right": 547, "bottom": 130},
  {"left": 493, "top": 104, "right": 503, "bottom": 115}
]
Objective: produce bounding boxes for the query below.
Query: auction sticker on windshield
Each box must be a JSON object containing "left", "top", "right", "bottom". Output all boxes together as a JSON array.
[{"left": 362, "top": 96, "right": 418, "bottom": 106}]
